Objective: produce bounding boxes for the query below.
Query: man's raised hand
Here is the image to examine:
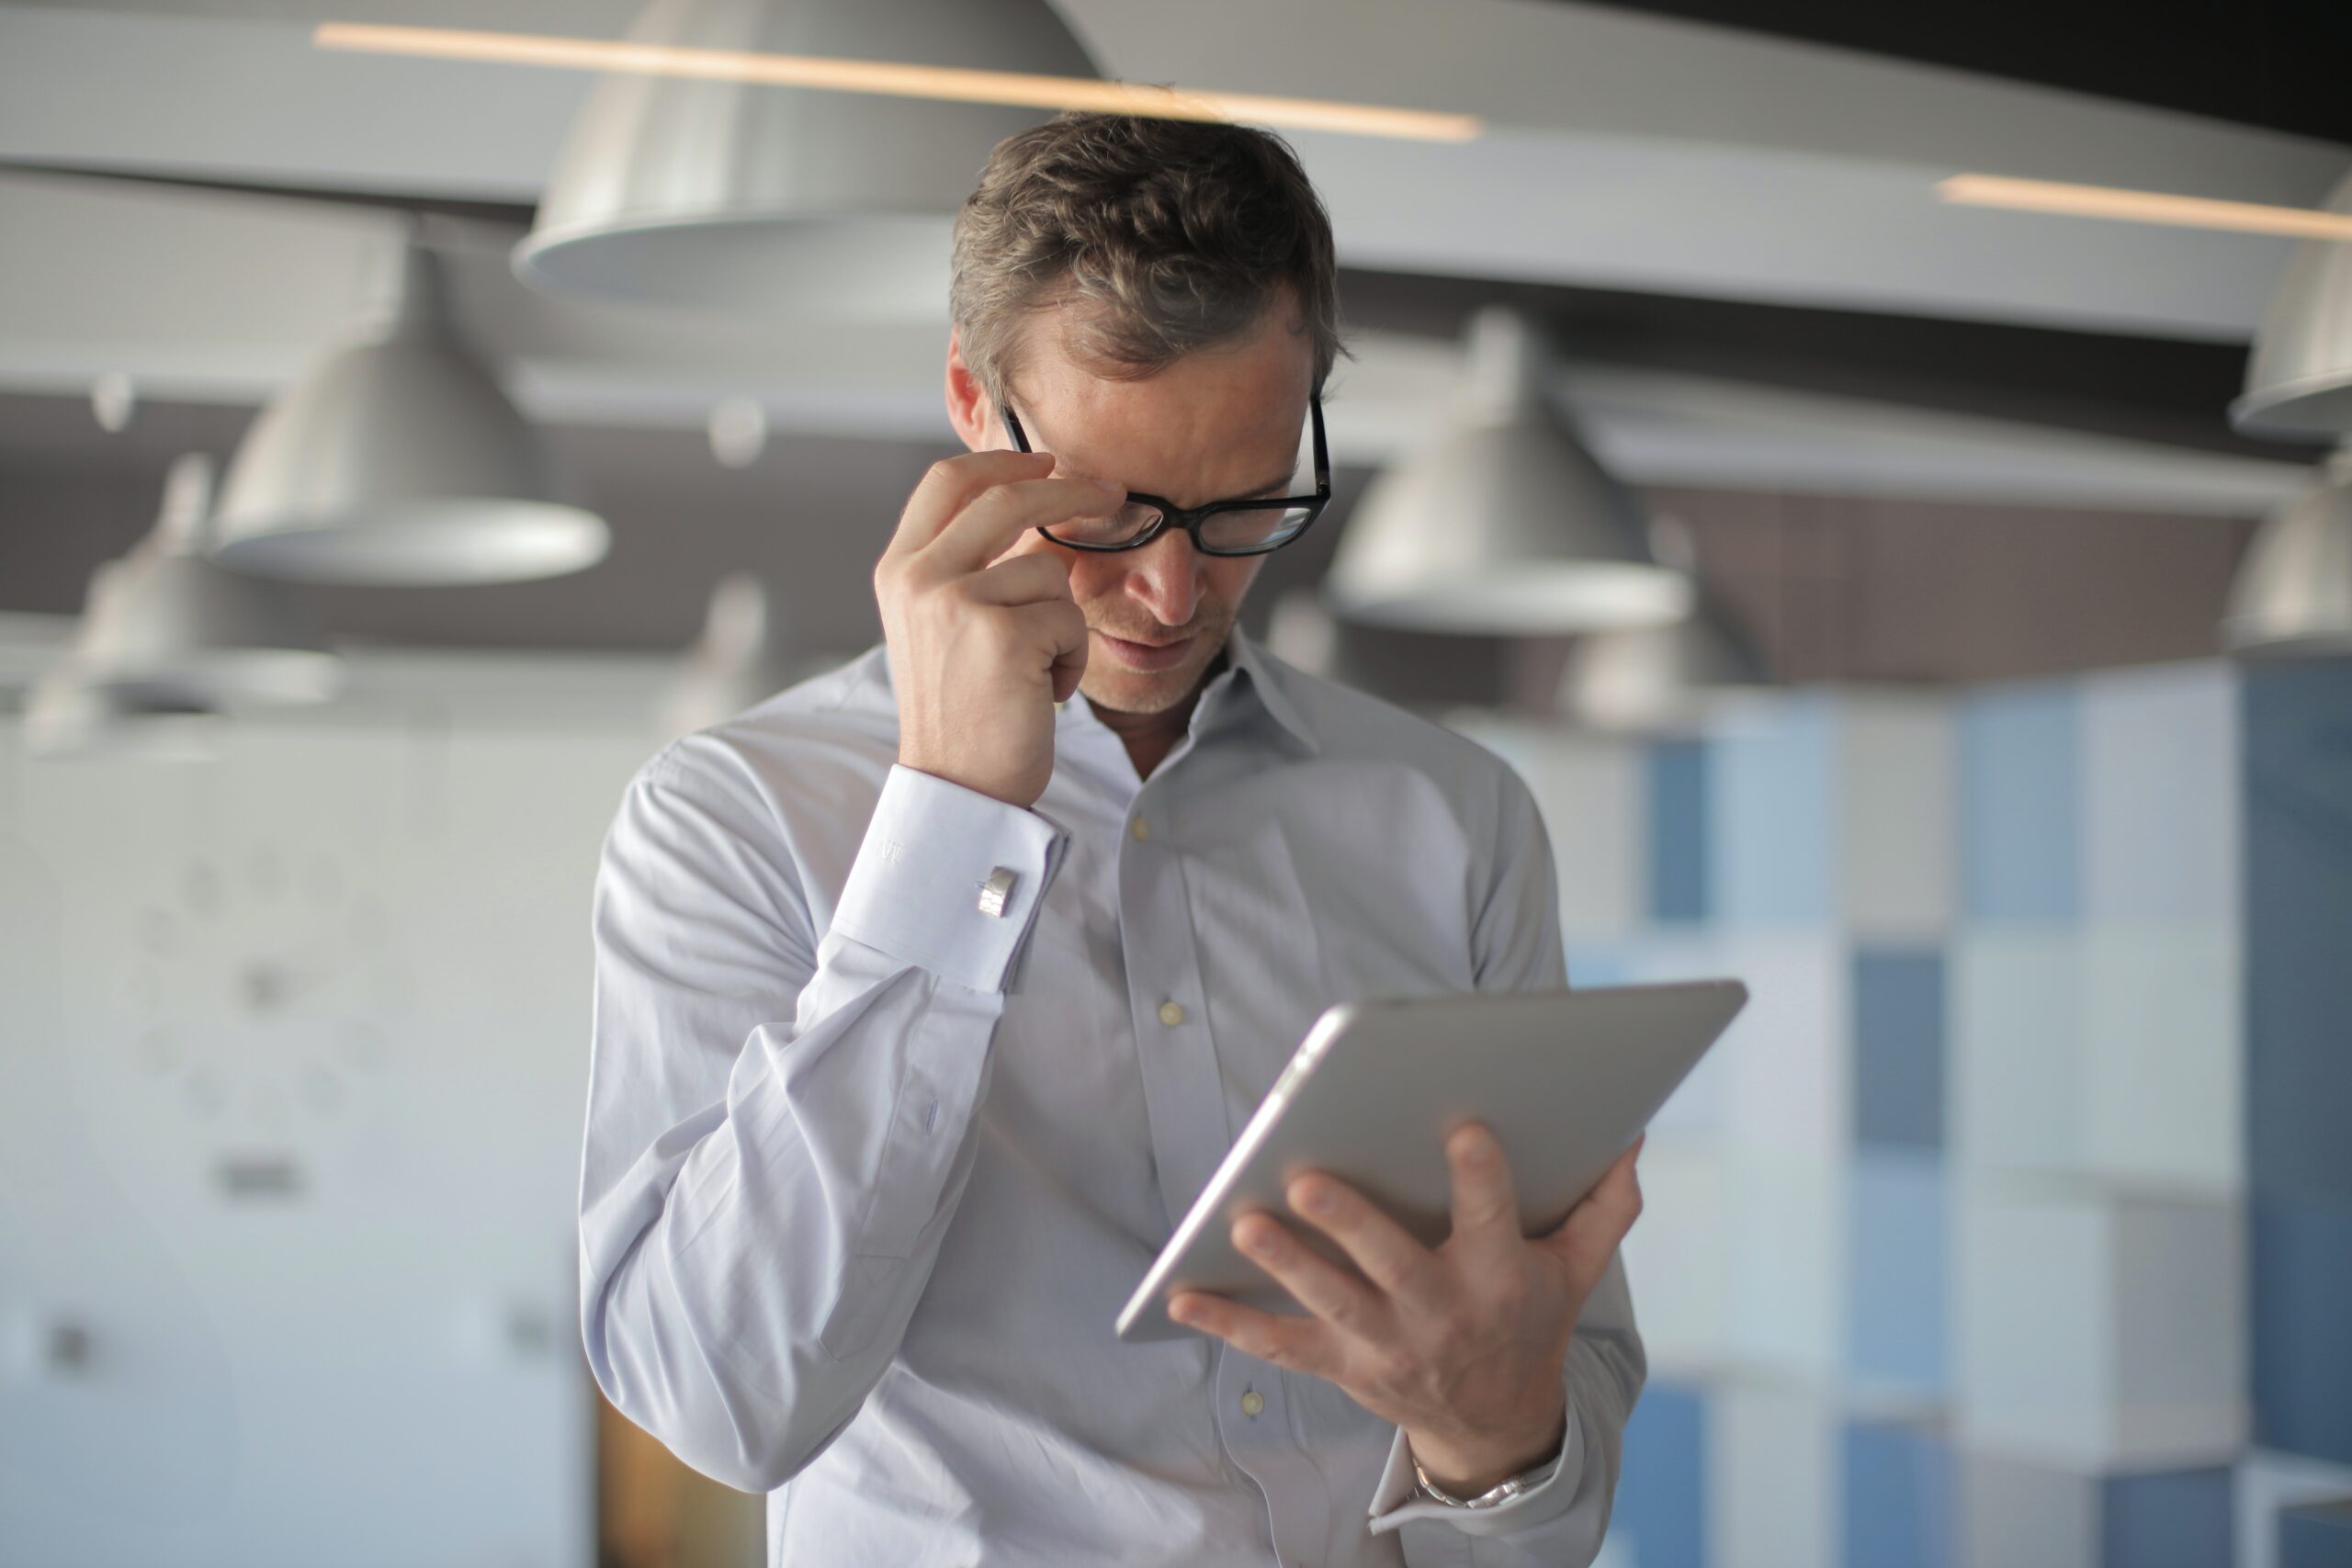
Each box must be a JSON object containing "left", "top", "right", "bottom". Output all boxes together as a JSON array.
[{"left": 875, "top": 449, "right": 1124, "bottom": 807}]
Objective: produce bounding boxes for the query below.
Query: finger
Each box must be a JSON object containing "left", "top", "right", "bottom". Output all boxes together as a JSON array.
[
  {"left": 1284, "top": 1171, "right": 1448, "bottom": 1317},
  {"left": 1444, "top": 1119, "right": 1522, "bottom": 1255},
  {"left": 887, "top": 450, "right": 1057, "bottom": 557},
  {"left": 1230, "top": 1211, "right": 1389, "bottom": 1345},
  {"left": 1539, "top": 1141, "right": 1645, "bottom": 1280},
  {"left": 1009, "top": 599, "right": 1089, "bottom": 686},
  {"left": 963, "top": 550, "right": 1077, "bottom": 607},
  {"left": 926, "top": 474, "right": 1126, "bottom": 574},
  {"left": 1165, "top": 1287, "right": 1344, "bottom": 1381}
]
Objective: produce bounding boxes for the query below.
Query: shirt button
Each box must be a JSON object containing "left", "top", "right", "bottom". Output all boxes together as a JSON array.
[
  {"left": 1240, "top": 1390, "right": 1264, "bottom": 1417},
  {"left": 1158, "top": 1001, "right": 1185, "bottom": 1027},
  {"left": 1131, "top": 816, "right": 1149, "bottom": 841}
]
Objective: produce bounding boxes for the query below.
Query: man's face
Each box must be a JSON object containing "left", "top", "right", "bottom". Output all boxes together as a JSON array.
[{"left": 974, "top": 311, "right": 1317, "bottom": 716}]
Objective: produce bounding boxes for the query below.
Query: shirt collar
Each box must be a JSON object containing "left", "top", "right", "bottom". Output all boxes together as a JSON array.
[{"left": 1210, "top": 623, "right": 1322, "bottom": 757}]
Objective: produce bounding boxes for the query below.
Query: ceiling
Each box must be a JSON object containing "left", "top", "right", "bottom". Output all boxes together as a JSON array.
[
  {"left": 0, "top": 0, "right": 2341, "bottom": 697},
  {"left": 1571, "top": 0, "right": 2352, "bottom": 147}
]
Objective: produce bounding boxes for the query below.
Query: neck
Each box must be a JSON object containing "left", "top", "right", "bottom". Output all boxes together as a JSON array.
[{"left": 1091, "top": 650, "right": 1227, "bottom": 780}]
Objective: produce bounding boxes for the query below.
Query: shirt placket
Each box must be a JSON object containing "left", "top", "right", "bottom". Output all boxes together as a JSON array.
[{"left": 1117, "top": 760, "right": 1334, "bottom": 1568}]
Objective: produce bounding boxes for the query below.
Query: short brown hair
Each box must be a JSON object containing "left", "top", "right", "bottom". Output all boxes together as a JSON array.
[{"left": 950, "top": 111, "right": 1346, "bottom": 405}]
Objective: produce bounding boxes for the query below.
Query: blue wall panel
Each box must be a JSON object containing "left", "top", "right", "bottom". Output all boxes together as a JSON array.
[
  {"left": 1648, "top": 739, "right": 1711, "bottom": 924},
  {"left": 2101, "top": 1468, "right": 2233, "bottom": 1568},
  {"left": 2244, "top": 662, "right": 2352, "bottom": 1206},
  {"left": 1842, "top": 1419, "right": 1953, "bottom": 1568},
  {"left": 1847, "top": 1148, "right": 1948, "bottom": 1397},
  {"left": 2253, "top": 1193, "right": 2352, "bottom": 1468},
  {"left": 2279, "top": 1498, "right": 2352, "bottom": 1568},
  {"left": 1613, "top": 1382, "right": 1707, "bottom": 1568},
  {"left": 1708, "top": 699, "right": 1834, "bottom": 925},
  {"left": 1961, "top": 686, "right": 2082, "bottom": 923},
  {"left": 1853, "top": 948, "right": 1948, "bottom": 1152}
]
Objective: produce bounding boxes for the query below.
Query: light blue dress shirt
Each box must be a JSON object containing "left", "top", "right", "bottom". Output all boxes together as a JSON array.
[{"left": 581, "top": 628, "right": 1645, "bottom": 1566}]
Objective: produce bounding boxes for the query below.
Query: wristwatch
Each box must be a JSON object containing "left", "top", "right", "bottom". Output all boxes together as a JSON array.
[{"left": 1410, "top": 1445, "right": 1559, "bottom": 1510}]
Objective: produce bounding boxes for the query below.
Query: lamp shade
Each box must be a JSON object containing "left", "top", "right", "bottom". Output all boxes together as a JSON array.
[
  {"left": 658, "top": 572, "right": 797, "bottom": 739},
  {"left": 24, "top": 659, "right": 220, "bottom": 761},
  {"left": 1556, "top": 605, "right": 1770, "bottom": 734},
  {"left": 209, "top": 243, "right": 609, "bottom": 585},
  {"left": 1324, "top": 308, "right": 1691, "bottom": 635},
  {"left": 511, "top": 0, "right": 1100, "bottom": 315},
  {"left": 73, "top": 455, "right": 342, "bottom": 705},
  {"left": 2233, "top": 167, "right": 2352, "bottom": 440},
  {"left": 2222, "top": 447, "right": 2352, "bottom": 657}
]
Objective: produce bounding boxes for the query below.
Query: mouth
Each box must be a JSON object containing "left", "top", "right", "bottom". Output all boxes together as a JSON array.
[{"left": 1094, "top": 629, "right": 1198, "bottom": 672}]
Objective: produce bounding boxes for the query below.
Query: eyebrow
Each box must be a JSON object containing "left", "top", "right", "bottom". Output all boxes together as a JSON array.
[
  {"left": 1138, "top": 465, "right": 1303, "bottom": 506},
  {"left": 1010, "top": 405, "right": 1303, "bottom": 503}
]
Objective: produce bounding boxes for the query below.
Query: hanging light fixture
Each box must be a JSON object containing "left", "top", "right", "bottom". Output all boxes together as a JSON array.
[
  {"left": 26, "top": 558, "right": 224, "bottom": 762},
  {"left": 23, "top": 662, "right": 220, "bottom": 761},
  {"left": 510, "top": 0, "right": 1100, "bottom": 316},
  {"left": 1555, "top": 513, "right": 1770, "bottom": 730},
  {"left": 2221, "top": 446, "right": 2352, "bottom": 658},
  {"left": 1324, "top": 306, "right": 1692, "bottom": 635},
  {"left": 1264, "top": 587, "right": 1342, "bottom": 680},
  {"left": 70, "top": 454, "right": 343, "bottom": 705},
  {"left": 1556, "top": 609, "right": 1771, "bottom": 733},
  {"left": 658, "top": 572, "right": 796, "bottom": 739},
  {"left": 2232, "top": 167, "right": 2352, "bottom": 441},
  {"left": 209, "top": 232, "right": 609, "bottom": 585}
]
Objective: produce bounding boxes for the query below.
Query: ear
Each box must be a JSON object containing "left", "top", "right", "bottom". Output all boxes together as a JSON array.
[{"left": 944, "top": 328, "right": 995, "bottom": 454}]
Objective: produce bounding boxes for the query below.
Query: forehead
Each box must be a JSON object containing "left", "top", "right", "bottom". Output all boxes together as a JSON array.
[{"left": 1004, "top": 308, "right": 1315, "bottom": 502}]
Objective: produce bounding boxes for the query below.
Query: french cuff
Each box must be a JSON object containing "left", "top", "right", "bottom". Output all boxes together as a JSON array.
[
  {"left": 830, "top": 764, "right": 1069, "bottom": 995},
  {"left": 1365, "top": 1415, "right": 1585, "bottom": 1539}
]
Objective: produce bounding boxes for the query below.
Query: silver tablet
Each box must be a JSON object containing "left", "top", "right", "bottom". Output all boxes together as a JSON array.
[{"left": 1114, "top": 979, "right": 1748, "bottom": 1343}]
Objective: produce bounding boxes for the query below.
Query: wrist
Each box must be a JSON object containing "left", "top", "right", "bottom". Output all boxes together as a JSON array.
[{"left": 1409, "top": 1406, "right": 1567, "bottom": 1496}]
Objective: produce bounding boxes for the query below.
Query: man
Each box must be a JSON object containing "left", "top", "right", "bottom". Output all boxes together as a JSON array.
[{"left": 582, "top": 111, "right": 1645, "bottom": 1566}]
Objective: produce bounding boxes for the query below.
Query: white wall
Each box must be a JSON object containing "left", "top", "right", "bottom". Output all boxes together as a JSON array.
[{"left": 0, "top": 690, "right": 663, "bottom": 1568}]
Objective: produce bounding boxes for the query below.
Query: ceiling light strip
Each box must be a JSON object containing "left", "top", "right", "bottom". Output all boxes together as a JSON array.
[
  {"left": 312, "top": 22, "right": 1482, "bottom": 143},
  {"left": 1939, "top": 174, "right": 2352, "bottom": 243}
]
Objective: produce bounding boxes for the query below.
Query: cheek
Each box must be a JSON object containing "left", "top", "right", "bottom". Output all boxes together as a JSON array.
[
  {"left": 1207, "top": 557, "right": 1264, "bottom": 608},
  {"left": 1059, "top": 553, "right": 1124, "bottom": 610}
]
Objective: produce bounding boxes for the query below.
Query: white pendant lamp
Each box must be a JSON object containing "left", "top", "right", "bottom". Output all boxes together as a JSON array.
[
  {"left": 1557, "top": 608, "right": 1771, "bottom": 734},
  {"left": 511, "top": 0, "right": 1100, "bottom": 315},
  {"left": 1324, "top": 307, "right": 1692, "bottom": 635},
  {"left": 209, "top": 238, "right": 609, "bottom": 585},
  {"left": 71, "top": 454, "right": 343, "bottom": 705},
  {"left": 658, "top": 572, "right": 796, "bottom": 739},
  {"left": 24, "top": 665, "right": 220, "bottom": 761},
  {"left": 2222, "top": 446, "right": 2352, "bottom": 658},
  {"left": 2232, "top": 168, "right": 2352, "bottom": 440},
  {"left": 1264, "top": 588, "right": 1341, "bottom": 680}
]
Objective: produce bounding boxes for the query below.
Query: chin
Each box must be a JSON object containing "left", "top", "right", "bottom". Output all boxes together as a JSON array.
[
  {"left": 1078, "top": 663, "right": 1195, "bottom": 715},
  {"left": 1079, "top": 642, "right": 1222, "bottom": 715}
]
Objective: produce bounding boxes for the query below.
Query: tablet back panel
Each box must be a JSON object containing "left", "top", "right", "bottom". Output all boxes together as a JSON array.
[{"left": 1115, "top": 978, "right": 1748, "bottom": 1342}]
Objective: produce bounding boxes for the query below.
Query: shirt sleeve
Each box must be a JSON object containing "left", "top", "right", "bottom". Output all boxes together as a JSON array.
[
  {"left": 580, "top": 749, "right": 1067, "bottom": 1494},
  {"left": 1365, "top": 762, "right": 1648, "bottom": 1563}
]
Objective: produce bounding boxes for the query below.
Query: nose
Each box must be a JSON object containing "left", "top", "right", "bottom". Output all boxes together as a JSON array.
[{"left": 1123, "top": 526, "right": 1205, "bottom": 630}]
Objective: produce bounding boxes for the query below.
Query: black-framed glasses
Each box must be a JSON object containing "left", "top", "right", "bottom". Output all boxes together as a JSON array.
[{"left": 1001, "top": 392, "right": 1330, "bottom": 557}]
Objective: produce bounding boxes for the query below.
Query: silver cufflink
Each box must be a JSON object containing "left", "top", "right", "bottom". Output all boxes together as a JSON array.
[{"left": 976, "top": 866, "right": 1018, "bottom": 918}]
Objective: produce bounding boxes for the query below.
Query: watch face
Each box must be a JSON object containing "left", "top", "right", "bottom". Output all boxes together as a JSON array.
[{"left": 123, "top": 842, "right": 413, "bottom": 1192}]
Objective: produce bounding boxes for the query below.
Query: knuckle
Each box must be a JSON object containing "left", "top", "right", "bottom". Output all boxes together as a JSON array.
[{"left": 1366, "top": 1348, "right": 1415, "bottom": 1395}]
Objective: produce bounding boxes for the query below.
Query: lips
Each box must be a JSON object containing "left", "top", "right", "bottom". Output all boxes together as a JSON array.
[{"left": 1095, "top": 629, "right": 1197, "bottom": 672}]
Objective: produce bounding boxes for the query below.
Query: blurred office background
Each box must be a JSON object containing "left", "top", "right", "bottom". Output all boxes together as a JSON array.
[{"left": 2, "top": 2, "right": 2349, "bottom": 1565}]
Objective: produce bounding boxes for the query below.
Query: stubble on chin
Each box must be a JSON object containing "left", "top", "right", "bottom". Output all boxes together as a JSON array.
[{"left": 1076, "top": 629, "right": 1228, "bottom": 716}]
